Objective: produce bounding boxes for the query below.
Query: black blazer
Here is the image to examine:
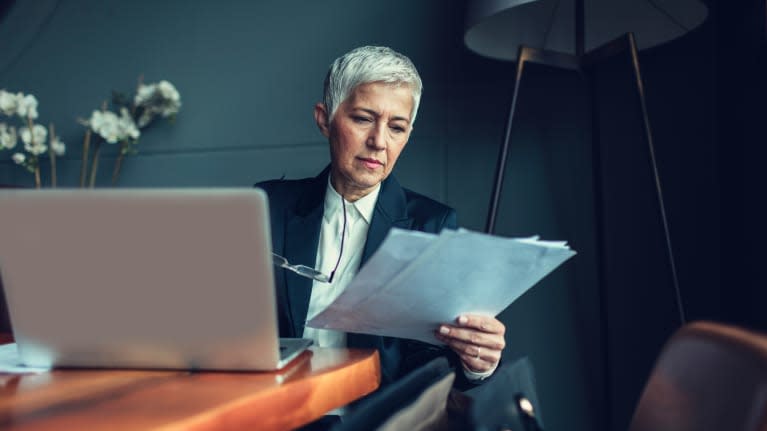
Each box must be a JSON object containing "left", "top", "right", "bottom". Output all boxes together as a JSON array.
[{"left": 256, "top": 166, "right": 476, "bottom": 388}]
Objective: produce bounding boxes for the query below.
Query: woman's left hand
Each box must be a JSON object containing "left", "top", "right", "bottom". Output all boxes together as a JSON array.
[{"left": 434, "top": 314, "right": 505, "bottom": 373}]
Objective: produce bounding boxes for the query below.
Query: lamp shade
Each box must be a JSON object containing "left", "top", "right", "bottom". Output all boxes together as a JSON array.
[{"left": 464, "top": 0, "right": 709, "bottom": 60}]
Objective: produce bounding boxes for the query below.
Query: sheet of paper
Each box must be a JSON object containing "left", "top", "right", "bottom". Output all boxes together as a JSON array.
[
  {"left": 0, "top": 343, "right": 50, "bottom": 374},
  {"left": 307, "top": 228, "right": 576, "bottom": 344}
]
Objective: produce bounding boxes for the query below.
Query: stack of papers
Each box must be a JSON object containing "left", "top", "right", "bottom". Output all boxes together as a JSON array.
[{"left": 307, "top": 228, "right": 576, "bottom": 344}]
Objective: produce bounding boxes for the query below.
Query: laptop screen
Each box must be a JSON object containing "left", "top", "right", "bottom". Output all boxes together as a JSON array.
[{"left": 0, "top": 188, "right": 298, "bottom": 370}]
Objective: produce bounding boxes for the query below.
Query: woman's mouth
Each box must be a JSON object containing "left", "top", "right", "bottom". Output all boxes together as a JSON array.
[{"left": 359, "top": 158, "right": 383, "bottom": 169}]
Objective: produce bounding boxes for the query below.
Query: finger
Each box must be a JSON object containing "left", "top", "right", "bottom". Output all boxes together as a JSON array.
[
  {"left": 435, "top": 333, "right": 502, "bottom": 363},
  {"left": 456, "top": 315, "right": 506, "bottom": 335},
  {"left": 437, "top": 325, "right": 506, "bottom": 351}
]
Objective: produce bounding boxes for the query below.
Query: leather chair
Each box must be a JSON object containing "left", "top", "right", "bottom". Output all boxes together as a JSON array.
[{"left": 629, "top": 321, "right": 767, "bottom": 431}]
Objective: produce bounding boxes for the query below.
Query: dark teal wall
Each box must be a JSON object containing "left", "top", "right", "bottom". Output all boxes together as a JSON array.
[{"left": 0, "top": 0, "right": 506, "bottom": 230}]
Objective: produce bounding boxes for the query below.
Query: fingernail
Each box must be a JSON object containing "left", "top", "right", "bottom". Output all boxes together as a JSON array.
[
  {"left": 439, "top": 326, "right": 450, "bottom": 335},
  {"left": 458, "top": 315, "right": 468, "bottom": 325}
]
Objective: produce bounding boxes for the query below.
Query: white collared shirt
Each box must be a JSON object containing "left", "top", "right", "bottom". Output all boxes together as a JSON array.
[{"left": 302, "top": 180, "right": 380, "bottom": 347}]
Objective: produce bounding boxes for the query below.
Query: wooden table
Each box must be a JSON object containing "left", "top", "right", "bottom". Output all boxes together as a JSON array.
[{"left": 0, "top": 346, "right": 380, "bottom": 430}]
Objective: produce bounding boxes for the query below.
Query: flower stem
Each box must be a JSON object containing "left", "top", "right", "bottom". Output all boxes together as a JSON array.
[
  {"left": 34, "top": 160, "right": 41, "bottom": 189},
  {"left": 88, "top": 139, "right": 102, "bottom": 188},
  {"left": 132, "top": 74, "right": 143, "bottom": 117},
  {"left": 79, "top": 129, "right": 91, "bottom": 188},
  {"left": 112, "top": 141, "right": 126, "bottom": 186},
  {"left": 25, "top": 116, "right": 41, "bottom": 189},
  {"left": 48, "top": 123, "right": 57, "bottom": 188}
]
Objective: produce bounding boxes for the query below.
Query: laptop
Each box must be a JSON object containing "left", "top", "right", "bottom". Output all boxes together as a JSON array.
[{"left": 0, "top": 188, "right": 311, "bottom": 371}]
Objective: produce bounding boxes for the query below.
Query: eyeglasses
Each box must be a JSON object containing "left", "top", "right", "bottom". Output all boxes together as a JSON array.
[{"left": 272, "top": 194, "right": 348, "bottom": 283}]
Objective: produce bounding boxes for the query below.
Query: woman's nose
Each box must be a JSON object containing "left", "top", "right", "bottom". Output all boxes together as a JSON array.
[{"left": 366, "top": 124, "right": 387, "bottom": 150}]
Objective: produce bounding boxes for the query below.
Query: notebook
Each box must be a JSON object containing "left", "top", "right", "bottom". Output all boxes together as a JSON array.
[{"left": 0, "top": 188, "right": 311, "bottom": 371}]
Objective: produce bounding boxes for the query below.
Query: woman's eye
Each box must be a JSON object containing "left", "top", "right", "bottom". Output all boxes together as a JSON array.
[{"left": 352, "top": 116, "right": 372, "bottom": 123}]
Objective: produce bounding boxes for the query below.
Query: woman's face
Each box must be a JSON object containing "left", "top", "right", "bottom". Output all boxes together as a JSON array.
[{"left": 315, "top": 82, "right": 413, "bottom": 201}]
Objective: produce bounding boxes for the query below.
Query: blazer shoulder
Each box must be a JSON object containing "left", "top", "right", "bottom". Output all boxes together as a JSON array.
[
  {"left": 402, "top": 188, "right": 458, "bottom": 230},
  {"left": 255, "top": 177, "right": 315, "bottom": 206},
  {"left": 255, "top": 177, "right": 314, "bottom": 194}
]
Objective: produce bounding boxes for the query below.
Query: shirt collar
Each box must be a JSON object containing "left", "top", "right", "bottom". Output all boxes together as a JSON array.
[{"left": 324, "top": 177, "right": 380, "bottom": 225}]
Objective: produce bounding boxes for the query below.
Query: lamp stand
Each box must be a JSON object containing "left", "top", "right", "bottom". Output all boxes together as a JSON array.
[{"left": 483, "top": 32, "right": 685, "bottom": 431}]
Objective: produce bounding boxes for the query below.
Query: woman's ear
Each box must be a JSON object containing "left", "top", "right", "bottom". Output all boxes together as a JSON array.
[{"left": 314, "top": 103, "right": 330, "bottom": 138}]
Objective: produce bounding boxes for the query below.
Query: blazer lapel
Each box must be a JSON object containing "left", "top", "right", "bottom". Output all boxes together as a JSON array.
[
  {"left": 361, "top": 174, "right": 414, "bottom": 266},
  {"left": 283, "top": 170, "right": 412, "bottom": 341},
  {"left": 283, "top": 168, "right": 328, "bottom": 337},
  {"left": 350, "top": 174, "right": 413, "bottom": 351}
]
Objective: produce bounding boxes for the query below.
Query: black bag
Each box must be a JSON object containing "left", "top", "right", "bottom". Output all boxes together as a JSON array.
[{"left": 334, "top": 356, "right": 544, "bottom": 431}]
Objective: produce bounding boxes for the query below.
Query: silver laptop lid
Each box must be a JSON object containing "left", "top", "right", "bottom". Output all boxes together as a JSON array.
[{"left": 0, "top": 188, "right": 292, "bottom": 370}]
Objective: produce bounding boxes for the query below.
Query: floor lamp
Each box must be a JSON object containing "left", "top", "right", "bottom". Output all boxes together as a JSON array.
[{"left": 463, "top": 0, "right": 707, "bottom": 429}]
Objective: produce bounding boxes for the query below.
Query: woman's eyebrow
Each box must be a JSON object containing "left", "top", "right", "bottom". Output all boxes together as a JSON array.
[{"left": 352, "top": 108, "right": 410, "bottom": 123}]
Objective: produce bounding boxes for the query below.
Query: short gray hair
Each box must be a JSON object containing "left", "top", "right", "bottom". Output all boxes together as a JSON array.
[{"left": 323, "top": 46, "right": 423, "bottom": 125}]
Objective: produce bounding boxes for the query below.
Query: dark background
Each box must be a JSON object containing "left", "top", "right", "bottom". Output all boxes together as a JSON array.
[{"left": 0, "top": 1, "right": 764, "bottom": 430}]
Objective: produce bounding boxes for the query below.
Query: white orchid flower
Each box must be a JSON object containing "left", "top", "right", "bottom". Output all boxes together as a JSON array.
[
  {"left": 26, "top": 142, "right": 47, "bottom": 155},
  {"left": 11, "top": 152, "right": 25, "bottom": 164},
  {"left": 133, "top": 80, "right": 181, "bottom": 126},
  {"left": 158, "top": 80, "right": 180, "bottom": 102},
  {"left": 0, "top": 123, "right": 18, "bottom": 149},
  {"left": 0, "top": 90, "right": 17, "bottom": 116},
  {"left": 15, "top": 93, "right": 39, "bottom": 120},
  {"left": 161, "top": 106, "right": 180, "bottom": 117},
  {"left": 89, "top": 110, "right": 109, "bottom": 131},
  {"left": 118, "top": 107, "right": 140, "bottom": 140},
  {"left": 90, "top": 110, "right": 121, "bottom": 143},
  {"left": 19, "top": 124, "right": 47, "bottom": 146},
  {"left": 136, "top": 111, "right": 153, "bottom": 128},
  {"left": 20, "top": 123, "right": 48, "bottom": 156},
  {"left": 51, "top": 136, "right": 65, "bottom": 156},
  {"left": 134, "top": 83, "right": 156, "bottom": 106}
]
